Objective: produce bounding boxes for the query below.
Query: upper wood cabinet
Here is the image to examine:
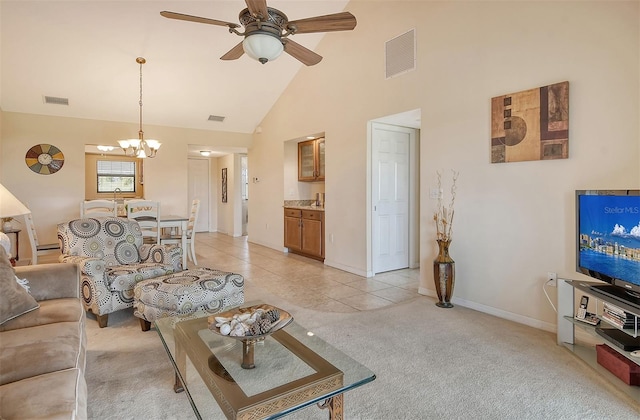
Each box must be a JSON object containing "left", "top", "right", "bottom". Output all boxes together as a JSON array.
[{"left": 298, "top": 138, "right": 325, "bottom": 182}]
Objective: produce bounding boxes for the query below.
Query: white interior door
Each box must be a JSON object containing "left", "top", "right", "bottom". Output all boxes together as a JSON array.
[
  {"left": 372, "top": 123, "right": 413, "bottom": 273},
  {"left": 188, "top": 158, "right": 210, "bottom": 232}
]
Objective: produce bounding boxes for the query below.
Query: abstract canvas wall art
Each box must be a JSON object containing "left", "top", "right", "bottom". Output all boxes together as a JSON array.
[{"left": 491, "top": 81, "right": 569, "bottom": 163}]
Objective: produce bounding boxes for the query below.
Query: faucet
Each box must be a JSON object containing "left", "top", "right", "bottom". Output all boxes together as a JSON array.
[
  {"left": 113, "top": 188, "right": 121, "bottom": 203},
  {"left": 113, "top": 188, "right": 123, "bottom": 216}
]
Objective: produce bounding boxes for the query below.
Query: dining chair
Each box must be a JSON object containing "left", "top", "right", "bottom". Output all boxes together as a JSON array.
[
  {"left": 23, "top": 212, "right": 61, "bottom": 264},
  {"left": 161, "top": 199, "right": 200, "bottom": 265},
  {"left": 80, "top": 199, "right": 117, "bottom": 218},
  {"left": 125, "top": 199, "right": 161, "bottom": 244}
]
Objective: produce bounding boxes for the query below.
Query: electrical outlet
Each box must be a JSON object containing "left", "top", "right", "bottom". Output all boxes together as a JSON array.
[{"left": 547, "top": 272, "right": 557, "bottom": 287}]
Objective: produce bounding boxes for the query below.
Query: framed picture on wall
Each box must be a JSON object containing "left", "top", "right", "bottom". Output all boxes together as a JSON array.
[
  {"left": 490, "top": 81, "right": 569, "bottom": 163},
  {"left": 222, "top": 168, "right": 228, "bottom": 203}
]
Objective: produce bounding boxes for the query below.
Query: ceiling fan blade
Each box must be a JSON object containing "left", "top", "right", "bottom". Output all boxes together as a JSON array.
[
  {"left": 283, "top": 39, "right": 322, "bottom": 66},
  {"left": 160, "top": 11, "right": 239, "bottom": 28},
  {"left": 287, "top": 12, "right": 357, "bottom": 34},
  {"left": 245, "top": 0, "right": 269, "bottom": 19},
  {"left": 220, "top": 42, "right": 245, "bottom": 61}
]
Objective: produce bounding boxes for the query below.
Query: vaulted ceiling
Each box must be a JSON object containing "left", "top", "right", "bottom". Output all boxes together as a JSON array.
[{"left": 0, "top": 0, "right": 351, "bottom": 136}]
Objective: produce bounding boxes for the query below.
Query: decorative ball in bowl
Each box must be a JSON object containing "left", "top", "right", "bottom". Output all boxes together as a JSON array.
[{"left": 207, "top": 304, "right": 293, "bottom": 340}]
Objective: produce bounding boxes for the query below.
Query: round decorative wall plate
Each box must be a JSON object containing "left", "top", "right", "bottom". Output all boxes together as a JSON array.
[{"left": 25, "top": 144, "right": 65, "bottom": 175}]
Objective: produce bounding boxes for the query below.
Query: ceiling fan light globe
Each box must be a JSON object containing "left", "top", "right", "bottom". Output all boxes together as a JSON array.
[{"left": 242, "top": 33, "right": 283, "bottom": 64}]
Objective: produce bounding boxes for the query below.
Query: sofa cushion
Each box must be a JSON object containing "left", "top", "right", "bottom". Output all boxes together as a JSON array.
[
  {"left": 0, "top": 321, "right": 86, "bottom": 386},
  {"left": 0, "top": 247, "right": 39, "bottom": 325},
  {"left": 0, "top": 298, "right": 85, "bottom": 332},
  {"left": 0, "top": 368, "right": 87, "bottom": 420}
]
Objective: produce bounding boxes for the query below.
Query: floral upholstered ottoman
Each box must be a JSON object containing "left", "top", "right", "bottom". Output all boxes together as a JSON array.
[{"left": 133, "top": 267, "right": 245, "bottom": 331}]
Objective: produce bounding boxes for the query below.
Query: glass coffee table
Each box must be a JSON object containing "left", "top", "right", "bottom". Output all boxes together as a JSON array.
[{"left": 155, "top": 302, "right": 376, "bottom": 419}]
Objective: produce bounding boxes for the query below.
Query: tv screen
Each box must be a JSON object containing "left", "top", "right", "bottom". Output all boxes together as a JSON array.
[{"left": 576, "top": 190, "right": 640, "bottom": 295}]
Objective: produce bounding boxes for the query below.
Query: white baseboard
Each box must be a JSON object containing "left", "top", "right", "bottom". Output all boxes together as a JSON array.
[
  {"left": 419, "top": 287, "right": 556, "bottom": 334},
  {"left": 247, "top": 237, "right": 283, "bottom": 252},
  {"left": 323, "top": 259, "right": 368, "bottom": 277}
]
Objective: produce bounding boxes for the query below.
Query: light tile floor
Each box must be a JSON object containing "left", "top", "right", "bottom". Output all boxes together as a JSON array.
[{"left": 190, "top": 232, "right": 421, "bottom": 313}]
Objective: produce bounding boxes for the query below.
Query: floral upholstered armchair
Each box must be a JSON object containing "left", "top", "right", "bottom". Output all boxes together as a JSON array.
[{"left": 58, "top": 217, "right": 182, "bottom": 327}]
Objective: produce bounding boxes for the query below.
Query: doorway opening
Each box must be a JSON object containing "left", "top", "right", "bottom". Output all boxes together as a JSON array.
[{"left": 368, "top": 109, "right": 421, "bottom": 276}]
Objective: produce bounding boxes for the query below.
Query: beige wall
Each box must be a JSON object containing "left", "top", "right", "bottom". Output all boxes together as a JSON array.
[
  {"left": 0, "top": 112, "right": 252, "bottom": 253},
  {"left": 248, "top": 1, "right": 640, "bottom": 331}
]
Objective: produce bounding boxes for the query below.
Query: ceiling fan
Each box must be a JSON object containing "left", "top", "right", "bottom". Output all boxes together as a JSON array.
[{"left": 160, "top": 0, "right": 357, "bottom": 66}]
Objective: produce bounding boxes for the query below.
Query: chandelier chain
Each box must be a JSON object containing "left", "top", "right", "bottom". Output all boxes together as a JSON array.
[
  {"left": 117, "top": 56, "right": 160, "bottom": 158},
  {"left": 138, "top": 57, "right": 144, "bottom": 139}
]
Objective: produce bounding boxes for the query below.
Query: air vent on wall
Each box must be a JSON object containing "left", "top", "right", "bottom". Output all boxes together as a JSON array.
[
  {"left": 385, "top": 29, "right": 416, "bottom": 79},
  {"left": 208, "top": 115, "right": 225, "bottom": 122},
  {"left": 43, "top": 95, "right": 69, "bottom": 105}
]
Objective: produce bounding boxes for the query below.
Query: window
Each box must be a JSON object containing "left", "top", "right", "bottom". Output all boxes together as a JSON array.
[{"left": 97, "top": 160, "right": 136, "bottom": 192}]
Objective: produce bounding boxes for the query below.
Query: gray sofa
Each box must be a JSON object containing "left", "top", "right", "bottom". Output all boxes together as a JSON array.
[{"left": 0, "top": 251, "right": 87, "bottom": 420}]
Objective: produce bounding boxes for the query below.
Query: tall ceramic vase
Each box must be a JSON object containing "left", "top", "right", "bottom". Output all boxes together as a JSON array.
[{"left": 433, "top": 239, "right": 455, "bottom": 308}]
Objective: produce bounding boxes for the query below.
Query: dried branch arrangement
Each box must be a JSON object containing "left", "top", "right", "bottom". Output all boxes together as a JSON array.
[{"left": 433, "top": 170, "right": 459, "bottom": 242}]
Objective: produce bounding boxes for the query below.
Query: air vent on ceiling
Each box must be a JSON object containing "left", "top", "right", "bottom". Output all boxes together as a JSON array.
[
  {"left": 43, "top": 95, "right": 69, "bottom": 105},
  {"left": 208, "top": 115, "right": 225, "bottom": 122},
  {"left": 385, "top": 29, "right": 416, "bottom": 79}
]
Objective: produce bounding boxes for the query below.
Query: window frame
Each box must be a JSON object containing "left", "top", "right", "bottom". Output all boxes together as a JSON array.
[
  {"left": 96, "top": 160, "right": 137, "bottom": 193},
  {"left": 84, "top": 152, "right": 144, "bottom": 200}
]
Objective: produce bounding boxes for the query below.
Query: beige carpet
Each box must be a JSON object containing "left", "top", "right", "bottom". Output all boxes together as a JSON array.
[{"left": 85, "top": 282, "right": 640, "bottom": 419}]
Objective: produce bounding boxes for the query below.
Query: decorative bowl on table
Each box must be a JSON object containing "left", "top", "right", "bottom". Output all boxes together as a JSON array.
[
  {"left": 207, "top": 303, "right": 293, "bottom": 340},
  {"left": 207, "top": 304, "right": 293, "bottom": 369}
]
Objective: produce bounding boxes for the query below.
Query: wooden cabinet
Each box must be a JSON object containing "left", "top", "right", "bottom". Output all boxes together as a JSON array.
[
  {"left": 298, "top": 138, "right": 325, "bottom": 182},
  {"left": 284, "top": 208, "right": 324, "bottom": 260},
  {"left": 284, "top": 210, "right": 303, "bottom": 250}
]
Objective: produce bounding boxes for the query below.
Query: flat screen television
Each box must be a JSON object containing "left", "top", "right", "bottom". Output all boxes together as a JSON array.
[{"left": 576, "top": 190, "right": 640, "bottom": 307}]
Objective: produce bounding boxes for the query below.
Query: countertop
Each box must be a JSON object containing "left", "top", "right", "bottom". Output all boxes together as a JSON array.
[{"left": 283, "top": 205, "right": 325, "bottom": 211}]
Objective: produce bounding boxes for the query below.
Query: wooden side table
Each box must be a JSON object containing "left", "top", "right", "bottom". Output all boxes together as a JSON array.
[{"left": 3, "top": 228, "right": 21, "bottom": 264}]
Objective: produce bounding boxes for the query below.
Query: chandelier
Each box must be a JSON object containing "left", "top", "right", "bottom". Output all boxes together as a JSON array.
[{"left": 118, "top": 57, "right": 161, "bottom": 158}]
